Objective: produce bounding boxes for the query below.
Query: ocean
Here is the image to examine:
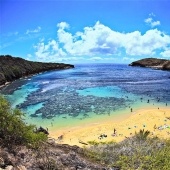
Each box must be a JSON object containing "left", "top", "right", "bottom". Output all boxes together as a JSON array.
[{"left": 1, "top": 63, "right": 170, "bottom": 131}]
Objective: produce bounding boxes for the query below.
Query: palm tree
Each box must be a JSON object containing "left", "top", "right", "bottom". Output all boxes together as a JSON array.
[{"left": 135, "top": 129, "right": 150, "bottom": 141}]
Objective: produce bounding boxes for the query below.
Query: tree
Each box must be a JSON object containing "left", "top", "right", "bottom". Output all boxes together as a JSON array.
[{"left": 0, "top": 96, "right": 47, "bottom": 148}]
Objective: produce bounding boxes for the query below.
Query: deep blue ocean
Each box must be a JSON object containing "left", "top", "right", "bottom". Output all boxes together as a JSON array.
[{"left": 1, "top": 64, "right": 170, "bottom": 129}]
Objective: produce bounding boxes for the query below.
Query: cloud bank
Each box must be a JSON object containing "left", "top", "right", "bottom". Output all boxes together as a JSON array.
[{"left": 34, "top": 21, "right": 170, "bottom": 62}]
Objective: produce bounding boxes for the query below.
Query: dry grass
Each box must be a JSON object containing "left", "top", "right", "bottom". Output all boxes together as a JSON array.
[{"left": 84, "top": 130, "right": 170, "bottom": 169}]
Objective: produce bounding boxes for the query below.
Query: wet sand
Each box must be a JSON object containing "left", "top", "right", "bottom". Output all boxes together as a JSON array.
[{"left": 49, "top": 107, "right": 170, "bottom": 147}]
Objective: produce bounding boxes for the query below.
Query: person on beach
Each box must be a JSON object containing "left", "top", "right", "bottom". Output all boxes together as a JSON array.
[
  {"left": 114, "top": 128, "right": 117, "bottom": 136},
  {"left": 154, "top": 124, "right": 157, "bottom": 131}
]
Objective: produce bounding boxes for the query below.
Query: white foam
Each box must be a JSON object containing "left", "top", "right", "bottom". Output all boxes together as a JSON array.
[{"left": 42, "top": 81, "right": 50, "bottom": 84}]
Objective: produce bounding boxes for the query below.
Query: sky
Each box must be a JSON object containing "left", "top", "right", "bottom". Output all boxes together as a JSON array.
[{"left": 0, "top": 0, "right": 170, "bottom": 64}]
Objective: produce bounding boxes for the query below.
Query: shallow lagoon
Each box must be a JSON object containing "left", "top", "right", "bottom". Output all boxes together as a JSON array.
[{"left": 1, "top": 63, "right": 170, "bottom": 131}]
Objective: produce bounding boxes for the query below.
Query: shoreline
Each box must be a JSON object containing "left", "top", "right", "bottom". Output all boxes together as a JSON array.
[
  {"left": 0, "top": 82, "right": 11, "bottom": 90},
  {"left": 0, "top": 55, "right": 74, "bottom": 90},
  {"left": 0, "top": 68, "right": 73, "bottom": 92},
  {"left": 49, "top": 107, "right": 170, "bottom": 147}
]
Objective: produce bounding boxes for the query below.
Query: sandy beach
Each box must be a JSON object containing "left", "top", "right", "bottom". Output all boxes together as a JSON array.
[{"left": 50, "top": 107, "right": 170, "bottom": 147}]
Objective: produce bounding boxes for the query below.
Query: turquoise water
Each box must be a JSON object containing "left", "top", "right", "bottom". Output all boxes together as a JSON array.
[
  {"left": 77, "top": 86, "right": 125, "bottom": 97},
  {"left": 5, "top": 83, "right": 39, "bottom": 108},
  {"left": 1, "top": 63, "right": 170, "bottom": 130}
]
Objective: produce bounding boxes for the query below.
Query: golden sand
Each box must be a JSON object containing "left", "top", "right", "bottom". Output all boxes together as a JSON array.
[{"left": 49, "top": 107, "right": 170, "bottom": 147}]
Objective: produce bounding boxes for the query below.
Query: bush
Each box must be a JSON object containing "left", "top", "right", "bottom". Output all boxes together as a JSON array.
[
  {"left": 87, "top": 140, "right": 116, "bottom": 146},
  {"left": 84, "top": 130, "right": 170, "bottom": 169},
  {"left": 135, "top": 129, "right": 150, "bottom": 141},
  {"left": 0, "top": 96, "right": 47, "bottom": 149}
]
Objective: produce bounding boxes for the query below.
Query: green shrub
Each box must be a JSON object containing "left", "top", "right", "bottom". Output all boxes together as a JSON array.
[
  {"left": 84, "top": 130, "right": 170, "bottom": 169},
  {"left": 135, "top": 129, "right": 150, "bottom": 141},
  {"left": 87, "top": 140, "right": 115, "bottom": 146},
  {"left": 0, "top": 96, "right": 47, "bottom": 148}
]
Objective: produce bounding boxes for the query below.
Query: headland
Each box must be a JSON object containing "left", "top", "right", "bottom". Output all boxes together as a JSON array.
[
  {"left": 129, "top": 58, "right": 170, "bottom": 70},
  {"left": 0, "top": 55, "right": 74, "bottom": 88}
]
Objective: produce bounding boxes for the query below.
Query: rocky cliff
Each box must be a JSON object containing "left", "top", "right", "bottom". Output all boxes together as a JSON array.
[
  {"left": 129, "top": 58, "right": 170, "bottom": 70},
  {"left": 0, "top": 55, "right": 74, "bottom": 86},
  {"left": 0, "top": 142, "right": 108, "bottom": 170}
]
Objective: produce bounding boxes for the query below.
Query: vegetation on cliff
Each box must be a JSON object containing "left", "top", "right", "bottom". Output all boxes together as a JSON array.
[
  {"left": 0, "top": 96, "right": 106, "bottom": 169},
  {"left": 85, "top": 132, "right": 170, "bottom": 169},
  {"left": 0, "top": 96, "right": 170, "bottom": 169},
  {"left": 0, "top": 55, "right": 74, "bottom": 86},
  {"left": 129, "top": 58, "right": 170, "bottom": 70},
  {"left": 0, "top": 96, "right": 48, "bottom": 149}
]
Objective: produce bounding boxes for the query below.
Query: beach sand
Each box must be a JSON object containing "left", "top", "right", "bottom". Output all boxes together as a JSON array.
[{"left": 49, "top": 107, "right": 170, "bottom": 147}]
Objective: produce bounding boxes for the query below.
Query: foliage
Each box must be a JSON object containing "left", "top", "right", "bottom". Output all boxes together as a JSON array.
[
  {"left": 114, "top": 141, "right": 170, "bottom": 170},
  {"left": 135, "top": 129, "right": 150, "bottom": 141},
  {"left": 0, "top": 96, "right": 47, "bottom": 149},
  {"left": 84, "top": 130, "right": 170, "bottom": 169},
  {"left": 87, "top": 140, "right": 116, "bottom": 146}
]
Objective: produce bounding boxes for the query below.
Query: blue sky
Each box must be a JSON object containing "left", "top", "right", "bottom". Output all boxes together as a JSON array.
[{"left": 0, "top": 0, "right": 170, "bottom": 64}]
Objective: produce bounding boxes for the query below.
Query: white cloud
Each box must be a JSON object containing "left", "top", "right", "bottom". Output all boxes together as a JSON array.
[
  {"left": 26, "top": 54, "right": 32, "bottom": 60},
  {"left": 56, "top": 21, "right": 122, "bottom": 56},
  {"left": 160, "top": 48, "right": 170, "bottom": 58},
  {"left": 2, "top": 31, "right": 19, "bottom": 37},
  {"left": 0, "top": 42, "right": 13, "bottom": 49},
  {"left": 39, "top": 38, "right": 45, "bottom": 42},
  {"left": 151, "top": 21, "right": 161, "bottom": 27},
  {"left": 34, "top": 21, "right": 170, "bottom": 62},
  {"left": 149, "top": 13, "right": 155, "bottom": 17},
  {"left": 145, "top": 17, "right": 153, "bottom": 24},
  {"left": 56, "top": 21, "right": 170, "bottom": 56},
  {"left": 26, "top": 26, "right": 41, "bottom": 34},
  {"left": 144, "top": 16, "right": 160, "bottom": 27},
  {"left": 57, "top": 22, "right": 69, "bottom": 29},
  {"left": 122, "top": 57, "right": 135, "bottom": 61},
  {"left": 34, "top": 39, "right": 67, "bottom": 61},
  {"left": 123, "top": 29, "right": 170, "bottom": 56},
  {"left": 89, "top": 57, "right": 102, "bottom": 61}
]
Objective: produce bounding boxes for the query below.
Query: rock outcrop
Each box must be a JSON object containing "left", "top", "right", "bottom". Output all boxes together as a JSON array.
[
  {"left": 129, "top": 58, "right": 170, "bottom": 70},
  {"left": 162, "top": 60, "right": 170, "bottom": 70},
  {"left": 0, "top": 143, "right": 108, "bottom": 170},
  {"left": 0, "top": 55, "right": 74, "bottom": 86}
]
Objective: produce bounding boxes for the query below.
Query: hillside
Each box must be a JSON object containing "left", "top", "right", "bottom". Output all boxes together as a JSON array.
[
  {"left": 129, "top": 58, "right": 170, "bottom": 70},
  {"left": 0, "top": 55, "right": 74, "bottom": 87},
  {"left": 0, "top": 96, "right": 109, "bottom": 170}
]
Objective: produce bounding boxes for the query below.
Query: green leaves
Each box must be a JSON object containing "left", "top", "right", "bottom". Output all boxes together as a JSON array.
[
  {"left": 135, "top": 129, "right": 150, "bottom": 141},
  {"left": 84, "top": 129, "right": 170, "bottom": 169},
  {"left": 0, "top": 96, "right": 47, "bottom": 149},
  {"left": 87, "top": 140, "right": 115, "bottom": 146}
]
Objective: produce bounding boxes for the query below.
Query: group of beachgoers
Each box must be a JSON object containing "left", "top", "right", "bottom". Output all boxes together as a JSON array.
[
  {"left": 130, "top": 96, "right": 168, "bottom": 113},
  {"left": 156, "top": 123, "right": 170, "bottom": 135},
  {"left": 97, "top": 120, "right": 170, "bottom": 141}
]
